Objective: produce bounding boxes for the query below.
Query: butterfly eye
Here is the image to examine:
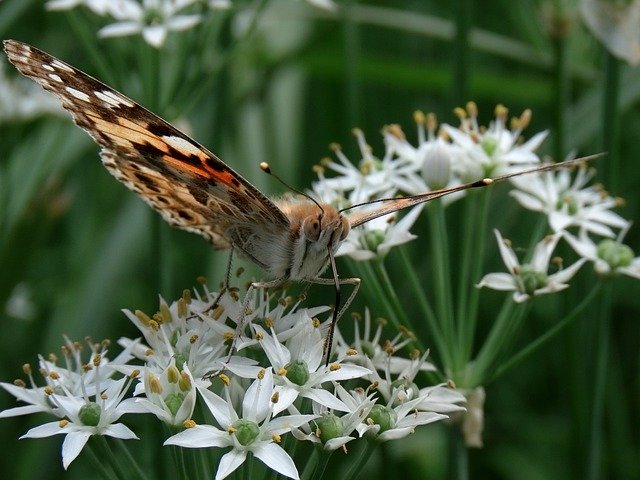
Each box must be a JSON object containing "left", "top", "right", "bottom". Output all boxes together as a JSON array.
[
  {"left": 303, "top": 216, "right": 322, "bottom": 241},
  {"left": 339, "top": 216, "right": 350, "bottom": 241}
]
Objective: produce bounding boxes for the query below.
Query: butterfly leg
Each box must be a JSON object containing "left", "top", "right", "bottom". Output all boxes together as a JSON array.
[
  {"left": 308, "top": 275, "right": 361, "bottom": 364},
  {"left": 203, "top": 275, "right": 286, "bottom": 379}
]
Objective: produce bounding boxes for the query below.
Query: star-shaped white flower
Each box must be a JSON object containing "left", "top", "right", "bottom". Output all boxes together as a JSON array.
[
  {"left": 20, "top": 376, "right": 139, "bottom": 469},
  {"left": 509, "top": 165, "right": 629, "bottom": 237},
  {"left": 254, "top": 321, "right": 371, "bottom": 415},
  {"left": 563, "top": 228, "right": 640, "bottom": 279},
  {"left": 477, "top": 229, "right": 586, "bottom": 302},
  {"left": 165, "top": 369, "right": 315, "bottom": 480}
]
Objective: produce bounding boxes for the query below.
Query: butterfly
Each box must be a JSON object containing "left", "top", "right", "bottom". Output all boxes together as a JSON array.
[{"left": 3, "top": 40, "right": 599, "bottom": 368}]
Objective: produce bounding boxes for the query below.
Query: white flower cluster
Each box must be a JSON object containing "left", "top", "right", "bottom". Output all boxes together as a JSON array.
[
  {"left": 1, "top": 283, "right": 464, "bottom": 479},
  {"left": 44, "top": 0, "right": 336, "bottom": 48},
  {"left": 312, "top": 103, "right": 639, "bottom": 302},
  {"left": 312, "top": 103, "right": 548, "bottom": 261}
]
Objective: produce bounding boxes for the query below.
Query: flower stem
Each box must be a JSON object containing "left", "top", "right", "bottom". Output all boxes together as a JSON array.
[
  {"left": 300, "top": 448, "right": 319, "bottom": 480},
  {"left": 427, "top": 200, "right": 454, "bottom": 369},
  {"left": 457, "top": 189, "right": 491, "bottom": 367},
  {"left": 310, "top": 449, "right": 332, "bottom": 480},
  {"left": 344, "top": 438, "right": 378, "bottom": 480},
  {"left": 448, "top": 425, "right": 469, "bottom": 480},
  {"left": 601, "top": 50, "right": 621, "bottom": 193},
  {"left": 96, "top": 436, "right": 129, "bottom": 480},
  {"left": 452, "top": 0, "right": 472, "bottom": 104},
  {"left": 587, "top": 281, "right": 612, "bottom": 480},
  {"left": 397, "top": 246, "right": 445, "bottom": 355},
  {"left": 115, "top": 438, "right": 151, "bottom": 480},
  {"left": 468, "top": 299, "right": 530, "bottom": 386},
  {"left": 85, "top": 441, "right": 118, "bottom": 480},
  {"left": 551, "top": 22, "right": 569, "bottom": 160},
  {"left": 488, "top": 282, "right": 602, "bottom": 383}
]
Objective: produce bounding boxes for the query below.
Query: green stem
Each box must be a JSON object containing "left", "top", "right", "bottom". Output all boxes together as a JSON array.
[
  {"left": 97, "top": 436, "right": 128, "bottom": 480},
  {"left": 488, "top": 283, "right": 602, "bottom": 383},
  {"left": 552, "top": 28, "right": 569, "bottom": 161},
  {"left": 452, "top": 0, "right": 472, "bottom": 104},
  {"left": 601, "top": 50, "right": 621, "bottom": 191},
  {"left": 458, "top": 190, "right": 491, "bottom": 366},
  {"left": 448, "top": 426, "right": 469, "bottom": 480},
  {"left": 243, "top": 451, "right": 253, "bottom": 480},
  {"left": 468, "top": 299, "right": 530, "bottom": 386},
  {"left": 300, "top": 448, "right": 320, "bottom": 480},
  {"left": 85, "top": 442, "right": 118, "bottom": 480},
  {"left": 343, "top": 0, "right": 361, "bottom": 127},
  {"left": 587, "top": 281, "right": 612, "bottom": 480},
  {"left": 115, "top": 438, "right": 151, "bottom": 480},
  {"left": 397, "top": 246, "right": 445, "bottom": 355},
  {"left": 310, "top": 449, "right": 332, "bottom": 480},
  {"left": 427, "top": 200, "right": 454, "bottom": 369},
  {"left": 372, "top": 259, "right": 422, "bottom": 349},
  {"left": 344, "top": 439, "right": 378, "bottom": 480}
]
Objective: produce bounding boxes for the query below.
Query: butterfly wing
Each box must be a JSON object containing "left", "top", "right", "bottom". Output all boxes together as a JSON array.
[{"left": 4, "top": 40, "right": 289, "bottom": 254}]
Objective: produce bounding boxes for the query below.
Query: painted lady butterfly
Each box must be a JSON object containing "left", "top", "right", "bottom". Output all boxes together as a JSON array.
[{"left": 3, "top": 40, "right": 598, "bottom": 364}]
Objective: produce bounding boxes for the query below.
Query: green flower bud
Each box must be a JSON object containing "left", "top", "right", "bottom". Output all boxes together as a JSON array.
[
  {"left": 519, "top": 265, "right": 548, "bottom": 294},
  {"left": 79, "top": 402, "right": 101, "bottom": 426},
  {"left": 314, "top": 413, "right": 344, "bottom": 443},
  {"left": 232, "top": 419, "right": 260, "bottom": 446},
  {"left": 597, "top": 239, "right": 634, "bottom": 269},
  {"left": 165, "top": 392, "right": 186, "bottom": 416},
  {"left": 367, "top": 404, "right": 397, "bottom": 433},
  {"left": 284, "top": 360, "right": 310, "bottom": 386}
]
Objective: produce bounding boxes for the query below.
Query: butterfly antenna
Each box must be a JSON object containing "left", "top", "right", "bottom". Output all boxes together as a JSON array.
[
  {"left": 324, "top": 245, "right": 341, "bottom": 367},
  {"left": 260, "top": 162, "right": 324, "bottom": 214}
]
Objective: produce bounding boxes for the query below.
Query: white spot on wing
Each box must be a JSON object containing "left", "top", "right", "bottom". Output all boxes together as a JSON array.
[
  {"left": 51, "top": 59, "right": 74, "bottom": 73},
  {"left": 65, "top": 87, "right": 91, "bottom": 102},
  {"left": 48, "top": 73, "right": 63, "bottom": 82},
  {"left": 162, "top": 135, "right": 202, "bottom": 156},
  {"left": 95, "top": 90, "right": 134, "bottom": 108},
  {"left": 43, "top": 64, "right": 55, "bottom": 71}
]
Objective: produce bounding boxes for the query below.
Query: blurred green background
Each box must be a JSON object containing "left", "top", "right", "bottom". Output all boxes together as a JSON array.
[{"left": 1, "top": 0, "right": 638, "bottom": 479}]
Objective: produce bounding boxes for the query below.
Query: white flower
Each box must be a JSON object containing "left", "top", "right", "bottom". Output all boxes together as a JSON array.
[
  {"left": 335, "top": 308, "right": 435, "bottom": 376},
  {"left": 337, "top": 204, "right": 424, "bottom": 261},
  {"left": 581, "top": 0, "right": 640, "bottom": 65},
  {"left": 165, "top": 369, "right": 316, "bottom": 480},
  {"left": 99, "top": 0, "right": 202, "bottom": 48},
  {"left": 254, "top": 321, "right": 371, "bottom": 415},
  {"left": 478, "top": 229, "right": 586, "bottom": 303},
  {"left": 442, "top": 103, "right": 546, "bottom": 180},
  {"left": 563, "top": 227, "right": 640, "bottom": 279},
  {"left": 125, "top": 360, "right": 197, "bottom": 427},
  {"left": 291, "top": 383, "right": 376, "bottom": 451},
  {"left": 46, "top": 0, "right": 111, "bottom": 14},
  {"left": 357, "top": 387, "right": 448, "bottom": 441},
  {"left": 509, "top": 165, "right": 629, "bottom": 237},
  {"left": 20, "top": 375, "right": 139, "bottom": 469}
]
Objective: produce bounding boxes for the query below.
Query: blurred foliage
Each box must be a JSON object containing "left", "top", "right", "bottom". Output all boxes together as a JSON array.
[{"left": 0, "top": 0, "right": 638, "bottom": 479}]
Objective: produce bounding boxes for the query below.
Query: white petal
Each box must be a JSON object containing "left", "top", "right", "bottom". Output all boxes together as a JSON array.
[
  {"left": 271, "top": 386, "right": 298, "bottom": 416},
  {"left": 509, "top": 190, "right": 544, "bottom": 212},
  {"left": 61, "top": 430, "right": 92, "bottom": 469},
  {"left": 215, "top": 449, "right": 247, "bottom": 480},
  {"left": 477, "top": 273, "right": 516, "bottom": 291},
  {"left": 98, "top": 22, "right": 142, "bottom": 38},
  {"left": 165, "top": 425, "right": 229, "bottom": 448},
  {"left": 20, "top": 421, "right": 67, "bottom": 438},
  {"left": 253, "top": 442, "right": 299, "bottom": 479},
  {"left": 143, "top": 25, "right": 167, "bottom": 48},
  {"left": 548, "top": 258, "right": 587, "bottom": 284},
  {"left": 102, "top": 423, "right": 139, "bottom": 440},
  {"left": 493, "top": 229, "right": 519, "bottom": 272},
  {"left": 166, "top": 15, "right": 202, "bottom": 31},
  {"left": 303, "top": 389, "right": 349, "bottom": 412}
]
